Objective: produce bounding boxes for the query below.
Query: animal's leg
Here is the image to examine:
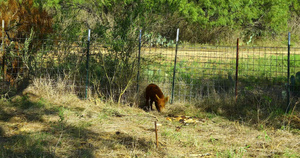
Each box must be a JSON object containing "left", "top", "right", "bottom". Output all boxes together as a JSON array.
[
  {"left": 150, "top": 100, "right": 154, "bottom": 111},
  {"left": 145, "top": 97, "right": 150, "bottom": 111}
]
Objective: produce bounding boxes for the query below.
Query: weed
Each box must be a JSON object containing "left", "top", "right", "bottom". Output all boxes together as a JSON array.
[
  {"left": 263, "top": 131, "right": 271, "bottom": 141},
  {"left": 210, "top": 136, "right": 216, "bottom": 144},
  {"left": 58, "top": 107, "right": 65, "bottom": 123}
]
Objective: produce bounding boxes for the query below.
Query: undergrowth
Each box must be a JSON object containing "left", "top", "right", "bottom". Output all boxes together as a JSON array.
[{"left": 0, "top": 77, "right": 299, "bottom": 157}]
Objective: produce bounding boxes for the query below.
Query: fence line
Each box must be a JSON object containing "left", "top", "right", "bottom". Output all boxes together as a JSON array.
[{"left": 1, "top": 28, "right": 299, "bottom": 111}]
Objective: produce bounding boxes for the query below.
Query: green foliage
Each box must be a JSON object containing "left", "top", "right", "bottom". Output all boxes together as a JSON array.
[
  {"left": 6, "top": 0, "right": 300, "bottom": 44},
  {"left": 33, "top": 0, "right": 297, "bottom": 44},
  {"left": 290, "top": 0, "right": 300, "bottom": 15}
]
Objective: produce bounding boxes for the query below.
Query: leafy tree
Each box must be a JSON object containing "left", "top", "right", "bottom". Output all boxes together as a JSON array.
[
  {"left": 0, "top": 0, "right": 53, "bottom": 85},
  {"left": 0, "top": 0, "right": 53, "bottom": 41}
]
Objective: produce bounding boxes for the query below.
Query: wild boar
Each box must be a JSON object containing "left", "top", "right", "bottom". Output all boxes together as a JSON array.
[{"left": 145, "top": 84, "right": 169, "bottom": 112}]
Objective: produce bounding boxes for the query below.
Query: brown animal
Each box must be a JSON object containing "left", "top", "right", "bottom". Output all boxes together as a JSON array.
[{"left": 145, "top": 84, "right": 169, "bottom": 112}]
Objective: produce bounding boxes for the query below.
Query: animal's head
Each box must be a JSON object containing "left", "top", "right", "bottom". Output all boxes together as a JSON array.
[{"left": 155, "top": 94, "right": 169, "bottom": 112}]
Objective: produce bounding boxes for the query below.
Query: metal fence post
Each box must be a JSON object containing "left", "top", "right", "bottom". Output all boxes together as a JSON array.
[
  {"left": 171, "top": 28, "right": 179, "bottom": 104},
  {"left": 136, "top": 30, "right": 142, "bottom": 94},
  {"left": 235, "top": 38, "right": 239, "bottom": 102},
  {"left": 85, "top": 29, "right": 91, "bottom": 99},
  {"left": 2, "top": 20, "right": 5, "bottom": 82},
  {"left": 287, "top": 32, "right": 291, "bottom": 112}
]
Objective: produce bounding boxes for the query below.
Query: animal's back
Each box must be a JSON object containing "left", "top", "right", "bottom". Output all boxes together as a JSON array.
[{"left": 146, "top": 84, "right": 164, "bottom": 100}]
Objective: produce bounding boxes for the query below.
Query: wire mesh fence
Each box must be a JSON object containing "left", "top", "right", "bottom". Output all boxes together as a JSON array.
[
  {"left": 1, "top": 31, "right": 300, "bottom": 107},
  {"left": 0, "top": 36, "right": 28, "bottom": 95},
  {"left": 87, "top": 40, "right": 139, "bottom": 103},
  {"left": 139, "top": 45, "right": 237, "bottom": 103},
  {"left": 139, "top": 42, "right": 300, "bottom": 105}
]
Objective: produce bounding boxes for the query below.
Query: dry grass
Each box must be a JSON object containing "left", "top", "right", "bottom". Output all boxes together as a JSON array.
[{"left": 0, "top": 77, "right": 299, "bottom": 157}]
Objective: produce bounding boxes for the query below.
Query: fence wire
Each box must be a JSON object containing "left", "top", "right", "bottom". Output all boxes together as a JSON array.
[
  {"left": 1, "top": 36, "right": 300, "bottom": 105},
  {"left": 140, "top": 44, "right": 300, "bottom": 104}
]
